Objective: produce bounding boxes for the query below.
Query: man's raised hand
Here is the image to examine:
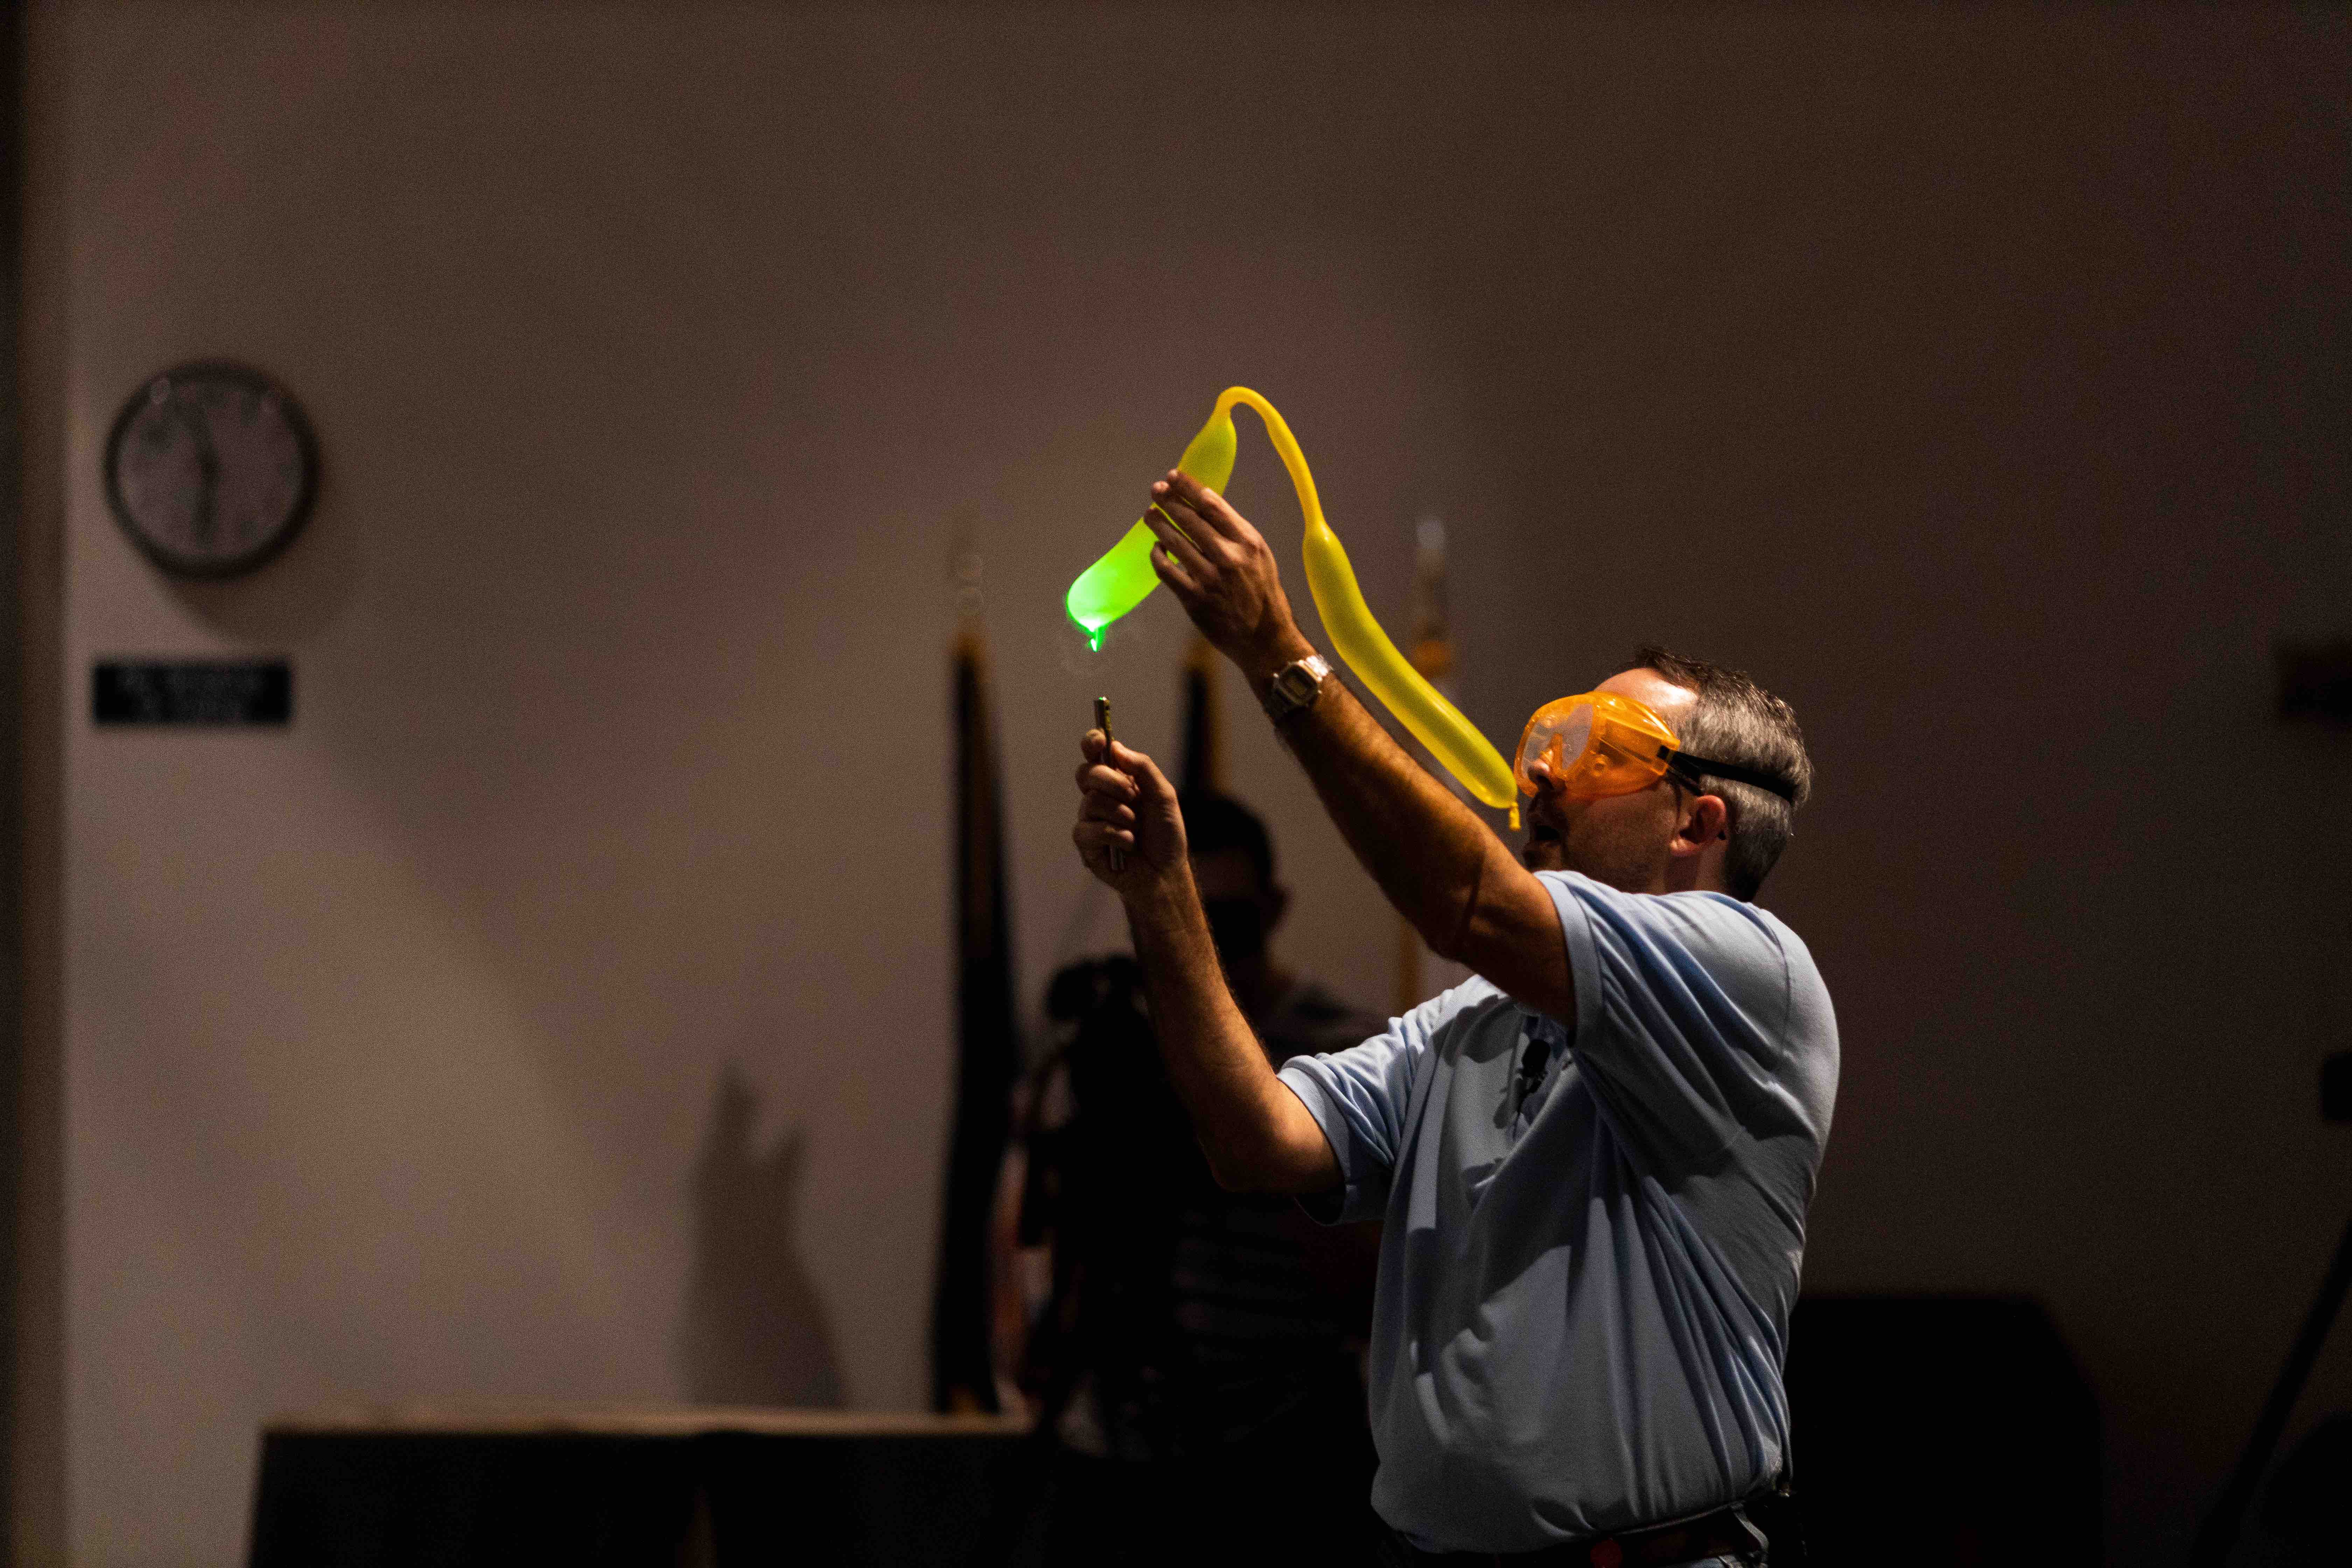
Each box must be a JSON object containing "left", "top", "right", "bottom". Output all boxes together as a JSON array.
[
  {"left": 1141, "top": 470, "right": 1318, "bottom": 680},
  {"left": 1073, "top": 730, "right": 1189, "bottom": 894}
]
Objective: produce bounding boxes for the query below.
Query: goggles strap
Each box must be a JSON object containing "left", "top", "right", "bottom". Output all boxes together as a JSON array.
[{"left": 1666, "top": 750, "right": 1797, "bottom": 803}]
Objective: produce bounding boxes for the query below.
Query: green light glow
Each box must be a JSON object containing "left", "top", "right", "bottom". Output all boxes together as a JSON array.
[
  {"left": 1066, "top": 412, "right": 1238, "bottom": 646},
  {"left": 1066, "top": 520, "right": 1158, "bottom": 650}
]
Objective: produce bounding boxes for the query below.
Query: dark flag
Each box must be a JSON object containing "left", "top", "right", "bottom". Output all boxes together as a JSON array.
[
  {"left": 932, "top": 618, "right": 1017, "bottom": 1412},
  {"left": 1179, "top": 633, "right": 1224, "bottom": 796}
]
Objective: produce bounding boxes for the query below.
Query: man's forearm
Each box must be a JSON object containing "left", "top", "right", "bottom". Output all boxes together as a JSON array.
[
  {"left": 1122, "top": 874, "right": 1331, "bottom": 1192},
  {"left": 1245, "top": 645, "right": 1515, "bottom": 965},
  {"left": 1130, "top": 467, "right": 1568, "bottom": 1014}
]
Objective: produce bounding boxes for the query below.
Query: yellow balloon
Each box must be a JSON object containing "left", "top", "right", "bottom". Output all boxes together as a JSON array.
[{"left": 1066, "top": 387, "right": 1520, "bottom": 829}]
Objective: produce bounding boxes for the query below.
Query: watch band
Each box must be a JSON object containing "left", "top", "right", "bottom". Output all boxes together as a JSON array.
[{"left": 1259, "top": 653, "right": 1332, "bottom": 723}]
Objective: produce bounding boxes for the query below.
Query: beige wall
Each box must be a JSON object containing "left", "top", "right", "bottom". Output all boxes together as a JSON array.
[{"left": 22, "top": 3, "right": 2352, "bottom": 1563}]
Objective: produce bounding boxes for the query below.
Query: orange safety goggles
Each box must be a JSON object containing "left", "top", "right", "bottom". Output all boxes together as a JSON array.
[{"left": 1514, "top": 691, "right": 1796, "bottom": 801}]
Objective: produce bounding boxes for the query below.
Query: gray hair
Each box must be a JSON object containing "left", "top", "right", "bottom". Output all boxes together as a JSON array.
[{"left": 1623, "top": 645, "right": 1813, "bottom": 901}]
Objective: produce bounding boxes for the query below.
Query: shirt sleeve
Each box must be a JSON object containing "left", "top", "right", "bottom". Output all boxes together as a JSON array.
[
  {"left": 1276, "top": 985, "right": 1468, "bottom": 1224},
  {"left": 1538, "top": 872, "right": 1798, "bottom": 1168}
]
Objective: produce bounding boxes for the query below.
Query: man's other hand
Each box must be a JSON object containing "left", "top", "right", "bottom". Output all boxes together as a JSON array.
[
  {"left": 1073, "top": 731, "right": 1188, "bottom": 895},
  {"left": 1142, "top": 470, "right": 1317, "bottom": 679}
]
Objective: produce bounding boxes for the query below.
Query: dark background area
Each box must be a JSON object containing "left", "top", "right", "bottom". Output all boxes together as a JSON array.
[{"left": 13, "top": 4, "right": 2350, "bottom": 1563}]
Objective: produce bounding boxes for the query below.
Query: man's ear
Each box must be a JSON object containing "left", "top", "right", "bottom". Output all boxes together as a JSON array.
[
  {"left": 1671, "top": 793, "right": 1729, "bottom": 858},
  {"left": 1262, "top": 881, "right": 1290, "bottom": 935}
]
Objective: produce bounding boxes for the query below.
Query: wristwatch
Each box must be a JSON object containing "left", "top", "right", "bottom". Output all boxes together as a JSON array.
[{"left": 1259, "top": 653, "right": 1332, "bottom": 723}]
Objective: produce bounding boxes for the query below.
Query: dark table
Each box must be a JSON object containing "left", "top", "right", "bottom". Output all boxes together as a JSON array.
[{"left": 248, "top": 1406, "right": 1035, "bottom": 1567}]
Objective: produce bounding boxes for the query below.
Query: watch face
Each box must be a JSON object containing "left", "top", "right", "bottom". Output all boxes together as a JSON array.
[{"left": 104, "top": 361, "right": 317, "bottom": 578}]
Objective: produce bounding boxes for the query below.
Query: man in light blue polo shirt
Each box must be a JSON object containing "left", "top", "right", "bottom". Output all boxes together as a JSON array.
[{"left": 1069, "top": 469, "right": 1835, "bottom": 1563}]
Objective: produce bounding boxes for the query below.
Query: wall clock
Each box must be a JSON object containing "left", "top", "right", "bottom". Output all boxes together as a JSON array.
[{"left": 104, "top": 360, "right": 318, "bottom": 578}]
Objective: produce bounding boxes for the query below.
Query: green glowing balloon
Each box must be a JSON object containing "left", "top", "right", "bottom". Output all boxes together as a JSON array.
[
  {"left": 1065, "top": 413, "right": 1238, "bottom": 649},
  {"left": 1062, "top": 386, "right": 1523, "bottom": 828}
]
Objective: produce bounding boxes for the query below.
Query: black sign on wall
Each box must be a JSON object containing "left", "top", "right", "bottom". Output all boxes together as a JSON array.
[
  {"left": 93, "top": 660, "right": 293, "bottom": 727},
  {"left": 2277, "top": 639, "right": 2352, "bottom": 725}
]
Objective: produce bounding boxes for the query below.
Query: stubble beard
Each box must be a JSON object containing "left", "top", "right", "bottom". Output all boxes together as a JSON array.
[{"left": 1524, "top": 810, "right": 1667, "bottom": 895}]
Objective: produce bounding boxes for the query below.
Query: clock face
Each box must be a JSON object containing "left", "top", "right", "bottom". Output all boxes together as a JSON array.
[{"left": 104, "top": 362, "right": 317, "bottom": 578}]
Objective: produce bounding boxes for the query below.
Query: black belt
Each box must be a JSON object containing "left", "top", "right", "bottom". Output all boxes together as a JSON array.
[{"left": 1386, "top": 1499, "right": 1767, "bottom": 1567}]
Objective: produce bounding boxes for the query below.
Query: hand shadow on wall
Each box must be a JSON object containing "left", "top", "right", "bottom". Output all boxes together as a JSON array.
[{"left": 677, "top": 1066, "right": 844, "bottom": 1408}]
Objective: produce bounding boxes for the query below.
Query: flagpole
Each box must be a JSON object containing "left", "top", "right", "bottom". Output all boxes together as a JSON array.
[
  {"left": 1397, "top": 518, "right": 1473, "bottom": 1015},
  {"left": 1179, "top": 632, "right": 1225, "bottom": 798}
]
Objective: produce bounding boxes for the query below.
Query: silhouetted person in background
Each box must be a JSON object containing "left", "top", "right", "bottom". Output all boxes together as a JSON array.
[
  {"left": 1072, "top": 468, "right": 1835, "bottom": 1564},
  {"left": 1016, "top": 793, "right": 1383, "bottom": 1565}
]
